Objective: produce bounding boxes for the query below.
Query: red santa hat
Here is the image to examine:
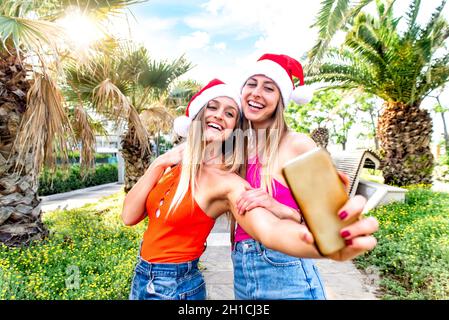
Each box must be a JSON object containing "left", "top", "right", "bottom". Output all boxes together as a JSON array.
[
  {"left": 173, "top": 78, "right": 241, "bottom": 137},
  {"left": 242, "top": 53, "right": 313, "bottom": 106}
]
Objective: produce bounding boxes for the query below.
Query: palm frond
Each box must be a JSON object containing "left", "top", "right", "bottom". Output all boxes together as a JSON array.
[
  {"left": 314, "top": 0, "right": 350, "bottom": 37},
  {"left": 166, "top": 79, "right": 202, "bottom": 112},
  {"left": 345, "top": 18, "right": 386, "bottom": 70},
  {"left": 92, "top": 78, "right": 132, "bottom": 120},
  {"left": 117, "top": 42, "right": 150, "bottom": 83},
  {"left": 138, "top": 55, "right": 193, "bottom": 94},
  {"left": 308, "top": 0, "right": 373, "bottom": 70},
  {"left": 419, "top": 0, "right": 447, "bottom": 40},
  {"left": 92, "top": 78, "right": 150, "bottom": 155},
  {"left": 140, "top": 102, "right": 174, "bottom": 134},
  {"left": 416, "top": 53, "right": 449, "bottom": 99},
  {"left": 40, "top": 0, "right": 145, "bottom": 21},
  {"left": 403, "top": 0, "right": 422, "bottom": 41},
  {"left": 13, "top": 73, "right": 75, "bottom": 182},
  {"left": 71, "top": 104, "right": 96, "bottom": 171},
  {"left": 0, "top": 15, "right": 64, "bottom": 55}
]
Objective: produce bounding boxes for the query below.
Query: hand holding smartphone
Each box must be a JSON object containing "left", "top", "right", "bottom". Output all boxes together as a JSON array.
[{"left": 282, "top": 147, "right": 357, "bottom": 256}]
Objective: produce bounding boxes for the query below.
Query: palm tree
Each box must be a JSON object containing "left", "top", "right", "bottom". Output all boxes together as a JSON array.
[
  {"left": 0, "top": 0, "right": 143, "bottom": 246},
  {"left": 64, "top": 41, "right": 192, "bottom": 192},
  {"left": 307, "top": 0, "right": 449, "bottom": 186}
]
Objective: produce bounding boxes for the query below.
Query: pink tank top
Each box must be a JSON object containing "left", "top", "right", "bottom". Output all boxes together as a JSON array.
[{"left": 234, "top": 157, "right": 299, "bottom": 242}]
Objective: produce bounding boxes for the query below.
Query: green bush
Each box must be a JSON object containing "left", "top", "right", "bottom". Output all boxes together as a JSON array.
[
  {"left": 354, "top": 187, "right": 449, "bottom": 299},
  {"left": 39, "top": 164, "right": 118, "bottom": 196},
  {"left": 55, "top": 151, "right": 116, "bottom": 165},
  {"left": 0, "top": 192, "right": 145, "bottom": 300}
]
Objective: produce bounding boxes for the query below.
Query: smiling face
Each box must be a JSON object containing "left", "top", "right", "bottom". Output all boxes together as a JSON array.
[
  {"left": 202, "top": 96, "right": 239, "bottom": 142},
  {"left": 241, "top": 75, "right": 282, "bottom": 128}
]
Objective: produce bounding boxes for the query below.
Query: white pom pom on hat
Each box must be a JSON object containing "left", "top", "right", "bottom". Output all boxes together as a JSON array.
[
  {"left": 242, "top": 53, "right": 314, "bottom": 106},
  {"left": 173, "top": 78, "right": 241, "bottom": 138},
  {"left": 290, "top": 85, "right": 314, "bottom": 105},
  {"left": 173, "top": 115, "right": 192, "bottom": 138}
]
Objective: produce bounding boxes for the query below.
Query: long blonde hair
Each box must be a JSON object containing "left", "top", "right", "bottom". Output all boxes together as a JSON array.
[
  {"left": 168, "top": 103, "right": 244, "bottom": 215},
  {"left": 243, "top": 98, "right": 288, "bottom": 197}
]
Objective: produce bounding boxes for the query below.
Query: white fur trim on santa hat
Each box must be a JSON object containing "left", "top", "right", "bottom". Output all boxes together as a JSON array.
[
  {"left": 188, "top": 84, "right": 241, "bottom": 120},
  {"left": 243, "top": 59, "right": 294, "bottom": 107},
  {"left": 173, "top": 115, "right": 192, "bottom": 138},
  {"left": 290, "top": 85, "right": 314, "bottom": 105},
  {"left": 173, "top": 84, "right": 241, "bottom": 138}
]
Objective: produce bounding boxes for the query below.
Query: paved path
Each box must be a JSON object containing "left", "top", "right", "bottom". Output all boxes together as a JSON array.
[
  {"left": 40, "top": 182, "right": 123, "bottom": 212},
  {"left": 201, "top": 215, "right": 380, "bottom": 300},
  {"left": 40, "top": 182, "right": 383, "bottom": 300}
]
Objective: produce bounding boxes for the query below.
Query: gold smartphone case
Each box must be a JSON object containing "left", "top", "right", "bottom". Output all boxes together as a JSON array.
[{"left": 282, "top": 147, "right": 355, "bottom": 256}]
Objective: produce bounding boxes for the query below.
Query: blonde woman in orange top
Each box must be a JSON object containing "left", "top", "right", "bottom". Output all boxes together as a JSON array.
[{"left": 121, "top": 79, "right": 378, "bottom": 300}]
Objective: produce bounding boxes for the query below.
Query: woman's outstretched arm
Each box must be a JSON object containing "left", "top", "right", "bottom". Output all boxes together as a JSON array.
[
  {"left": 226, "top": 177, "right": 322, "bottom": 258},
  {"left": 226, "top": 176, "right": 378, "bottom": 261}
]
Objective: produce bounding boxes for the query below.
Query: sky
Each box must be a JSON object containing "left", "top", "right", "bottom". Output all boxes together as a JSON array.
[
  {"left": 117, "top": 0, "right": 449, "bottom": 85},
  {"left": 106, "top": 0, "right": 449, "bottom": 147},
  {"left": 112, "top": 0, "right": 321, "bottom": 87}
]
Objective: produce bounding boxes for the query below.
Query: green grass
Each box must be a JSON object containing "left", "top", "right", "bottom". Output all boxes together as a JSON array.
[
  {"left": 0, "top": 191, "right": 146, "bottom": 300},
  {"left": 354, "top": 187, "right": 449, "bottom": 300}
]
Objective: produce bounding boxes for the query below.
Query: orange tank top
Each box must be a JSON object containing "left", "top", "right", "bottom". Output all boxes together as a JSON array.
[{"left": 140, "top": 164, "right": 215, "bottom": 263}]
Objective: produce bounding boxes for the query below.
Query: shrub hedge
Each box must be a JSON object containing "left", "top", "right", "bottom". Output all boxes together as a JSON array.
[{"left": 39, "top": 164, "right": 118, "bottom": 196}]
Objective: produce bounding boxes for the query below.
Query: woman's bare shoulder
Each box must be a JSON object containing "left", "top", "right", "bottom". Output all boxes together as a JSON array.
[
  {"left": 283, "top": 131, "right": 317, "bottom": 156},
  {"left": 204, "top": 167, "right": 249, "bottom": 198}
]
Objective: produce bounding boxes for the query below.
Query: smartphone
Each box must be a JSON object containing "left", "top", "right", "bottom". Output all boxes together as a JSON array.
[{"left": 282, "top": 147, "right": 355, "bottom": 256}]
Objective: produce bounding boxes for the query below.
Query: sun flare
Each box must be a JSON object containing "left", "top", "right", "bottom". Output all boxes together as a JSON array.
[{"left": 58, "top": 9, "right": 104, "bottom": 50}]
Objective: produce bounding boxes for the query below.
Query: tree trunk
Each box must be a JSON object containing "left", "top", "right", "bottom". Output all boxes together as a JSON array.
[
  {"left": 310, "top": 127, "right": 329, "bottom": 149},
  {"left": 435, "top": 97, "right": 449, "bottom": 156},
  {"left": 120, "top": 123, "right": 152, "bottom": 193},
  {"left": 0, "top": 51, "right": 48, "bottom": 246},
  {"left": 377, "top": 102, "right": 434, "bottom": 186},
  {"left": 370, "top": 111, "right": 379, "bottom": 150},
  {"left": 440, "top": 112, "right": 449, "bottom": 156}
]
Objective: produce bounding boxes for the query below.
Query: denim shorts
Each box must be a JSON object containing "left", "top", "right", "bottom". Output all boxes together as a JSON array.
[
  {"left": 129, "top": 255, "right": 206, "bottom": 300},
  {"left": 232, "top": 239, "right": 326, "bottom": 300}
]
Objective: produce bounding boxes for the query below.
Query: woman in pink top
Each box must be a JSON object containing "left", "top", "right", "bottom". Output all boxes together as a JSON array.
[{"left": 232, "top": 54, "right": 379, "bottom": 299}]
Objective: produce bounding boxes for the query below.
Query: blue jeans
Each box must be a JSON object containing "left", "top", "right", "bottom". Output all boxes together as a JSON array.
[
  {"left": 232, "top": 239, "right": 327, "bottom": 300},
  {"left": 129, "top": 256, "right": 206, "bottom": 300}
]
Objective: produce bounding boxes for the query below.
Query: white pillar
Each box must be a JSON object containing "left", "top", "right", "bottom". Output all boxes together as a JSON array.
[
  {"left": 116, "top": 128, "right": 125, "bottom": 184},
  {"left": 117, "top": 149, "right": 125, "bottom": 184}
]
